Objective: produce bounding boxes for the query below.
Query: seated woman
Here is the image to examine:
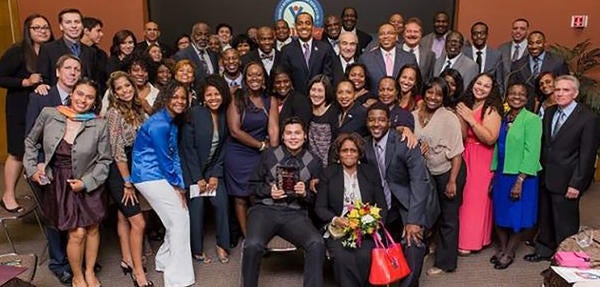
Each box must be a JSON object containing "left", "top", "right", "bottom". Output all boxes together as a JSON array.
[
  {"left": 315, "top": 133, "right": 386, "bottom": 287},
  {"left": 243, "top": 117, "right": 325, "bottom": 287},
  {"left": 345, "top": 63, "right": 377, "bottom": 107},
  {"left": 131, "top": 81, "right": 194, "bottom": 287},
  {"left": 24, "top": 79, "right": 111, "bottom": 287},
  {"left": 180, "top": 75, "right": 231, "bottom": 264},
  {"left": 491, "top": 82, "right": 542, "bottom": 269}
]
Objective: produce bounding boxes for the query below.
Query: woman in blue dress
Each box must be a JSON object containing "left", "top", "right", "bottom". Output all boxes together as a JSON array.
[
  {"left": 225, "top": 62, "right": 279, "bottom": 237},
  {"left": 490, "top": 82, "right": 542, "bottom": 269}
]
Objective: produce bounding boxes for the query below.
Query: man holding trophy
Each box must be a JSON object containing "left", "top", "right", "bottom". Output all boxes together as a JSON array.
[{"left": 243, "top": 117, "right": 325, "bottom": 287}]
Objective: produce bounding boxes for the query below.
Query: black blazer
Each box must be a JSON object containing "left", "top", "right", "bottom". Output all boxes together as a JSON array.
[
  {"left": 173, "top": 46, "right": 219, "bottom": 89},
  {"left": 241, "top": 49, "right": 281, "bottom": 76},
  {"left": 509, "top": 52, "right": 569, "bottom": 110},
  {"left": 364, "top": 131, "right": 440, "bottom": 228},
  {"left": 315, "top": 163, "right": 387, "bottom": 224},
  {"left": 541, "top": 104, "right": 600, "bottom": 194},
  {"left": 279, "top": 39, "right": 334, "bottom": 94},
  {"left": 356, "top": 29, "right": 373, "bottom": 55},
  {"left": 25, "top": 86, "right": 62, "bottom": 134},
  {"left": 337, "top": 103, "right": 368, "bottom": 137},
  {"left": 36, "top": 38, "right": 97, "bottom": 85},
  {"left": 331, "top": 55, "right": 358, "bottom": 87},
  {"left": 278, "top": 91, "right": 312, "bottom": 127},
  {"left": 0, "top": 45, "right": 34, "bottom": 107},
  {"left": 179, "top": 105, "right": 228, "bottom": 188}
]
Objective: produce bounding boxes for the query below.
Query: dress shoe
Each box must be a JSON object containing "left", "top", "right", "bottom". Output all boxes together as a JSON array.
[
  {"left": 523, "top": 253, "right": 551, "bottom": 262},
  {"left": 489, "top": 255, "right": 499, "bottom": 264},
  {"left": 426, "top": 267, "right": 445, "bottom": 276},
  {"left": 53, "top": 270, "right": 73, "bottom": 285},
  {"left": 494, "top": 255, "right": 514, "bottom": 269}
]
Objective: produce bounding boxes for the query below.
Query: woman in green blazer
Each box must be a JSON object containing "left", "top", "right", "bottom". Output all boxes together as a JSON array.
[{"left": 490, "top": 82, "right": 542, "bottom": 269}]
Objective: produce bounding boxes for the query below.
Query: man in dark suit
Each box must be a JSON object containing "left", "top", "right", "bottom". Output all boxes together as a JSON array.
[
  {"left": 81, "top": 17, "right": 108, "bottom": 94},
  {"left": 421, "top": 11, "right": 450, "bottom": 59},
  {"left": 26, "top": 54, "right": 81, "bottom": 285},
  {"left": 364, "top": 102, "right": 440, "bottom": 287},
  {"left": 498, "top": 18, "right": 530, "bottom": 78},
  {"left": 365, "top": 13, "right": 406, "bottom": 52},
  {"left": 359, "top": 23, "right": 417, "bottom": 92},
  {"left": 241, "top": 26, "right": 280, "bottom": 77},
  {"left": 331, "top": 32, "right": 359, "bottom": 86},
  {"left": 135, "top": 21, "right": 173, "bottom": 58},
  {"left": 401, "top": 18, "right": 436, "bottom": 82},
  {"left": 274, "top": 19, "right": 292, "bottom": 52},
  {"left": 463, "top": 22, "right": 505, "bottom": 90},
  {"left": 280, "top": 12, "right": 333, "bottom": 95},
  {"left": 36, "top": 8, "right": 97, "bottom": 87},
  {"left": 524, "top": 75, "right": 600, "bottom": 262},
  {"left": 509, "top": 31, "right": 569, "bottom": 110},
  {"left": 433, "top": 31, "right": 479, "bottom": 88},
  {"left": 341, "top": 7, "right": 372, "bottom": 54},
  {"left": 222, "top": 48, "right": 243, "bottom": 95},
  {"left": 322, "top": 15, "right": 342, "bottom": 56},
  {"left": 174, "top": 22, "right": 219, "bottom": 89}
]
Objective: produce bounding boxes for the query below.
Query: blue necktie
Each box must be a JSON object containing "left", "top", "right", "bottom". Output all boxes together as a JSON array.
[{"left": 71, "top": 42, "right": 80, "bottom": 57}]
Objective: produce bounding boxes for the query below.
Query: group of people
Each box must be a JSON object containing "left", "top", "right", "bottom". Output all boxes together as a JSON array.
[{"left": 0, "top": 5, "right": 598, "bottom": 287}]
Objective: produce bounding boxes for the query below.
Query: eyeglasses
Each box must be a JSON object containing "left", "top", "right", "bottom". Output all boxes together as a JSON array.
[{"left": 30, "top": 26, "right": 50, "bottom": 31}]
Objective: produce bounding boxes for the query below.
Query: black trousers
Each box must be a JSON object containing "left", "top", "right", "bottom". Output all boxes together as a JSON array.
[
  {"left": 242, "top": 205, "right": 324, "bottom": 287},
  {"left": 326, "top": 237, "right": 374, "bottom": 287},
  {"left": 535, "top": 187, "right": 580, "bottom": 257},
  {"left": 432, "top": 162, "right": 466, "bottom": 271}
]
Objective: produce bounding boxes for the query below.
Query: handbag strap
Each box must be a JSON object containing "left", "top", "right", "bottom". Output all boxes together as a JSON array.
[{"left": 378, "top": 222, "right": 397, "bottom": 246}]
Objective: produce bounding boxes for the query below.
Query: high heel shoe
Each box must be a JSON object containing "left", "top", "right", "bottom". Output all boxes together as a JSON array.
[
  {"left": 130, "top": 272, "right": 154, "bottom": 287},
  {"left": 120, "top": 260, "right": 133, "bottom": 275}
]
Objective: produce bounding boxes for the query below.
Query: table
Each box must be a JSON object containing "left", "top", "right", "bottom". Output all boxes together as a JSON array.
[{"left": 544, "top": 228, "right": 600, "bottom": 287}]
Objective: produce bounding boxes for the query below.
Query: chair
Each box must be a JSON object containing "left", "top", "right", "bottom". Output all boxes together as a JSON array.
[
  {"left": 0, "top": 176, "right": 49, "bottom": 264},
  {"left": 0, "top": 253, "right": 37, "bottom": 283}
]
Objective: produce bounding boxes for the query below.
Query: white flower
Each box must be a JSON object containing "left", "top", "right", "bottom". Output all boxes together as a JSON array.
[{"left": 361, "top": 214, "right": 375, "bottom": 224}]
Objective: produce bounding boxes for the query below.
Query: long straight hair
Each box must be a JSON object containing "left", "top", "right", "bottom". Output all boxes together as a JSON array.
[{"left": 22, "top": 14, "right": 54, "bottom": 73}]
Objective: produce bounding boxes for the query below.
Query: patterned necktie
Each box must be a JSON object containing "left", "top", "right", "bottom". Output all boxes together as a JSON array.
[
  {"left": 476, "top": 50, "right": 483, "bottom": 73},
  {"left": 385, "top": 52, "right": 393, "bottom": 76},
  {"left": 552, "top": 109, "right": 565, "bottom": 138},
  {"left": 198, "top": 49, "right": 209, "bottom": 74},
  {"left": 71, "top": 42, "right": 80, "bottom": 57},
  {"left": 375, "top": 143, "right": 392, "bottom": 209},
  {"left": 443, "top": 59, "right": 452, "bottom": 72},
  {"left": 512, "top": 44, "right": 520, "bottom": 62},
  {"left": 303, "top": 42, "right": 311, "bottom": 66},
  {"left": 532, "top": 56, "right": 540, "bottom": 76}
]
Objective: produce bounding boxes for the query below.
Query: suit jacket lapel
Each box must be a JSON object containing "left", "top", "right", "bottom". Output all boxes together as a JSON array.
[
  {"left": 553, "top": 104, "right": 582, "bottom": 140},
  {"left": 375, "top": 51, "right": 387, "bottom": 76},
  {"left": 393, "top": 49, "right": 403, "bottom": 76},
  {"left": 384, "top": 131, "right": 396, "bottom": 170},
  {"left": 357, "top": 166, "right": 371, "bottom": 203}
]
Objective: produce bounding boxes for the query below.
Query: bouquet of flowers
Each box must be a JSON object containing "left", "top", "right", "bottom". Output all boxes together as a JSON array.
[{"left": 333, "top": 201, "right": 382, "bottom": 248}]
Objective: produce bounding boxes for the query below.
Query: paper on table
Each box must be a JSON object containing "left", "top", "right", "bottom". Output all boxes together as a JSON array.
[
  {"left": 189, "top": 184, "right": 216, "bottom": 199},
  {"left": 551, "top": 266, "right": 600, "bottom": 283}
]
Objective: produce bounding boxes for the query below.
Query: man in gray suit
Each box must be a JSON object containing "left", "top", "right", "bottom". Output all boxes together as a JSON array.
[
  {"left": 463, "top": 22, "right": 505, "bottom": 89},
  {"left": 364, "top": 102, "right": 439, "bottom": 287},
  {"left": 498, "top": 18, "right": 530, "bottom": 79},
  {"left": 359, "top": 23, "right": 417, "bottom": 93},
  {"left": 173, "top": 22, "right": 218, "bottom": 88},
  {"left": 401, "top": 17, "right": 436, "bottom": 82},
  {"left": 421, "top": 11, "right": 450, "bottom": 59},
  {"left": 434, "top": 31, "right": 479, "bottom": 87}
]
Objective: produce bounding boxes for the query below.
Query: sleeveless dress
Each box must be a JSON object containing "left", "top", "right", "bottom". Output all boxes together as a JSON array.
[
  {"left": 43, "top": 140, "right": 106, "bottom": 231},
  {"left": 458, "top": 105, "right": 494, "bottom": 251},
  {"left": 224, "top": 94, "right": 270, "bottom": 197},
  {"left": 492, "top": 119, "right": 538, "bottom": 232}
]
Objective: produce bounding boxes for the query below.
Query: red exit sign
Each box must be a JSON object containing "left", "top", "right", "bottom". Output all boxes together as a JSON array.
[{"left": 571, "top": 15, "right": 588, "bottom": 28}]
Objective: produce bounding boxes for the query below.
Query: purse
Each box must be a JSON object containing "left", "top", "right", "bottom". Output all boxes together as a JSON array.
[
  {"left": 369, "top": 225, "right": 411, "bottom": 285},
  {"left": 554, "top": 251, "right": 591, "bottom": 268}
]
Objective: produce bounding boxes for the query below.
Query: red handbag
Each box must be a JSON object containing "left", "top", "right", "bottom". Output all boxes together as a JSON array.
[{"left": 369, "top": 226, "right": 411, "bottom": 285}]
